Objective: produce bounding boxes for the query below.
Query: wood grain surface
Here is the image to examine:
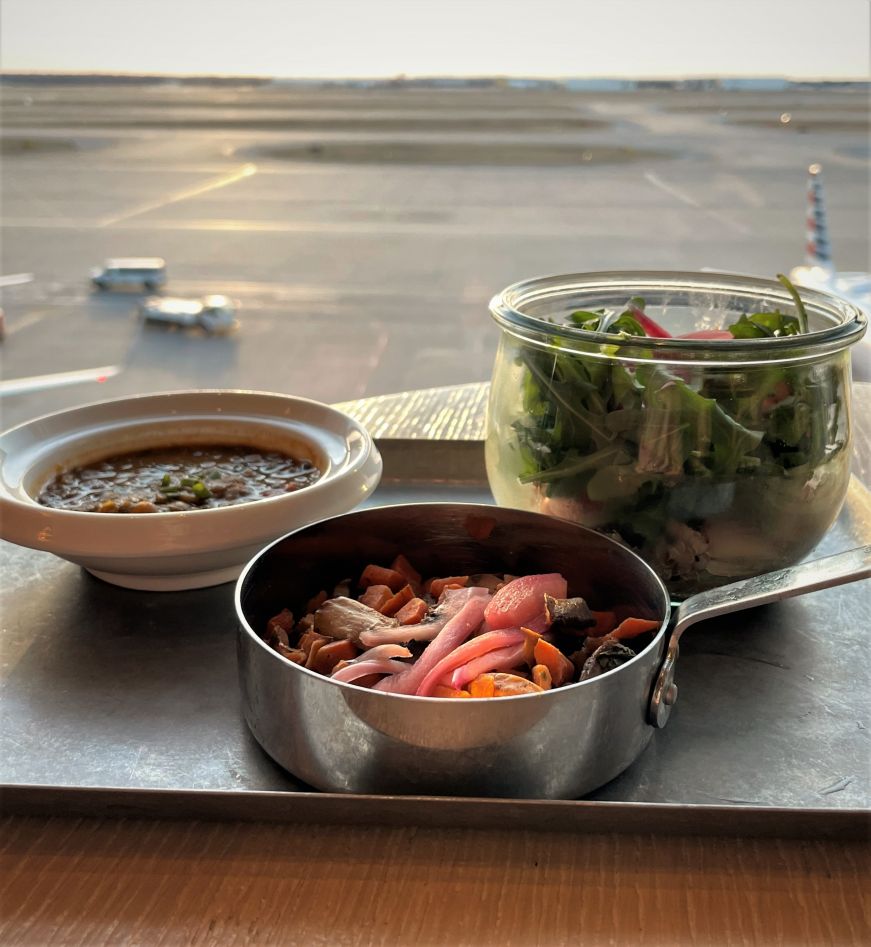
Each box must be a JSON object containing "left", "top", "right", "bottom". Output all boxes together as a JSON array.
[{"left": 2, "top": 816, "right": 870, "bottom": 947}]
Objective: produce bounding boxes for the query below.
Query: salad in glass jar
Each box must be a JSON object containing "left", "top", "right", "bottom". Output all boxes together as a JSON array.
[{"left": 486, "top": 271, "right": 867, "bottom": 597}]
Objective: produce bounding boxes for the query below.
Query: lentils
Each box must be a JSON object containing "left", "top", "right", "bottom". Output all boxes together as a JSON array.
[{"left": 38, "top": 444, "right": 322, "bottom": 514}]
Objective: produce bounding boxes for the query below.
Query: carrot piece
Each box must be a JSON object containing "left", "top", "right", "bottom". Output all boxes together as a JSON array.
[
  {"left": 390, "top": 554, "right": 422, "bottom": 587},
  {"left": 381, "top": 584, "right": 414, "bottom": 617},
  {"left": 533, "top": 638, "right": 574, "bottom": 687},
  {"left": 309, "top": 639, "right": 359, "bottom": 675},
  {"left": 590, "top": 611, "right": 617, "bottom": 635},
  {"left": 468, "top": 674, "right": 497, "bottom": 698},
  {"left": 611, "top": 617, "right": 661, "bottom": 640},
  {"left": 394, "top": 597, "right": 428, "bottom": 625},
  {"left": 433, "top": 685, "right": 472, "bottom": 699},
  {"left": 359, "top": 584, "right": 392, "bottom": 612},
  {"left": 304, "top": 637, "right": 329, "bottom": 669},
  {"left": 276, "top": 643, "right": 306, "bottom": 664},
  {"left": 267, "top": 608, "right": 295, "bottom": 635},
  {"left": 520, "top": 626, "right": 543, "bottom": 666},
  {"left": 265, "top": 615, "right": 291, "bottom": 648},
  {"left": 359, "top": 564, "right": 406, "bottom": 592},
  {"left": 442, "top": 583, "right": 467, "bottom": 596},
  {"left": 427, "top": 576, "right": 469, "bottom": 598},
  {"left": 532, "top": 664, "right": 552, "bottom": 690},
  {"left": 298, "top": 629, "right": 330, "bottom": 657}
]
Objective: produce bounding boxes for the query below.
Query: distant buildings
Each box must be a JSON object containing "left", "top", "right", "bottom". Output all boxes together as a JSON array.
[
  {"left": 718, "top": 78, "right": 791, "bottom": 91},
  {"left": 563, "top": 79, "right": 635, "bottom": 91},
  {"left": 0, "top": 73, "right": 867, "bottom": 93}
]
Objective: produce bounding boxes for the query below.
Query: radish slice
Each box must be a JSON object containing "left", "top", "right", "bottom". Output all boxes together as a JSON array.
[
  {"left": 331, "top": 659, "right": 410, "bottom": 684},
  {"left": 484, "top": 574, "right": 567, "bottom": 630},
  {"left": 350, "top": 644, "right": 412, "bottom": 662},
  {"left": 678, "top": 329, "right": 735, "bottom": 340},
  {"left": 449, "top": 642, "right": 527, "bottom": 691},
  {"left": 374, "top": 589, "right": 490, "bottom": 695},
  {"left": 415, "top": 628, "right": 526, "bottom": 697},
  {"left": 628, "top": 303, "right": 671, "bottom": 338}
]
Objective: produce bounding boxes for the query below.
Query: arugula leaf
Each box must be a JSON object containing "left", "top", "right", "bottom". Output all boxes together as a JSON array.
[
  {"left": 726, "top": 275, "right": 808, "bottom": 338},
  {"left": 521, "top": 351, "right": 616, "bottom": 450},
  {"left": 586, "top": 463, "right": 652, "bottom": 502},
  {"left": 728, "top": 311, "right": 801, "bottom": 338},
  {"left": 569, "top": 308, "right": 646, "bottom": 336},
  {"left": 635, "top": 377, "right": 687, "bottom": 476},
  {"left": 777, "top": 273, "right": 809, "bottom": 333},
  {"left": 519, "top": 444, "right": 630, "bottom": 485},
  {"left": 568, "top": 308, "right": 607, "bottom": 327}
]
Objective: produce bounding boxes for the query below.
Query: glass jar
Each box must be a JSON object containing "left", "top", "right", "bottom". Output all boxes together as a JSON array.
[{"left": 486, "top": 271, "right": 867, "bottom": 598}]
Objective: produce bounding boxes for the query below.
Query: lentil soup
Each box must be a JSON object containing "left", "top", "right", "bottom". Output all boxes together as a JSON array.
[{"left": 38, "top": 444, "right": 322, "bottom": 513}]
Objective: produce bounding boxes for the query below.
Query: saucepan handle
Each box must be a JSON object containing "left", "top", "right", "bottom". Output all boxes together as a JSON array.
[{"left": 648, "top": 544, "right": 871, "bottom": 728}]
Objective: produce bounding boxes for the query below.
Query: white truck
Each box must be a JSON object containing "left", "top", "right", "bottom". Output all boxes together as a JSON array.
[{"left": 139, "top": 294, "right": 238, "bottom": 334}]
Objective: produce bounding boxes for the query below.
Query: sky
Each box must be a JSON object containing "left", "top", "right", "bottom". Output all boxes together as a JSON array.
[{"left": 1, "top": 0, "right": 869, "bottom": 79}]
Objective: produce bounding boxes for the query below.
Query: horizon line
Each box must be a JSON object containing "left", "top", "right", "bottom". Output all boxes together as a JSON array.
[{"left": 1, "top": 70, "right": 869, "bottom": 83}]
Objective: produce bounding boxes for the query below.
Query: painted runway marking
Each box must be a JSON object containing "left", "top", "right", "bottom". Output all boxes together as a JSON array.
[
  {"left": 1, "top": 216, "right": 676, "bottom": 238},
  {"left": 2, "top": 280, "right": 485, "bottom": 312},
  {"left": 1, "top": 308, "right": 51, "bottom": 336},
  {"left": 643, "top": 170, "right": 751, "bottom": 235},
  {"left": 2, "top": 162, "right": 356, "bottom": 177},
  {"left": 98, "top": 163, "right": 258, "bottom": 227},
  {"left": 0, "top": 365, "right": 120, "bottom": 396},
  {"left": 1, "top": 218, "right": 98, "bottom": 229},
  {"left": 719, "top": 173, "right": 766, "bottom": 209},
  {"left": 0, "top": 273, "right": 35, "bottom": 287}
]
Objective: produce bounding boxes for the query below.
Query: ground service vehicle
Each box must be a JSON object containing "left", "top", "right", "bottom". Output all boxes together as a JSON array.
[
  {"left": 91, "top": 258, "right": 167, "bottom": 291},
  {"left": 139, "top": 294, "right": 237, "bottom": 334}
]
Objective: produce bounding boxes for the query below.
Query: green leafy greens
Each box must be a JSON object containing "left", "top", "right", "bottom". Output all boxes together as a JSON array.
[{"left": 505, "top": 275, "right": 848, "bottom": 594}]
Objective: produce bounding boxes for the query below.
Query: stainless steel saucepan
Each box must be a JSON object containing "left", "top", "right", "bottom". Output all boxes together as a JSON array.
[{"left": 235, "top": 503, "right": 870, "bottom": 799}]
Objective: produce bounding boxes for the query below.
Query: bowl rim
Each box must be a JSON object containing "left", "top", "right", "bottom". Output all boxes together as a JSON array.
[
  {"left": 489, "top": 269, "right": 868, "bottom": 361},
  {"left": 234, "top": 500, "right": 673, "bottom": 704}
]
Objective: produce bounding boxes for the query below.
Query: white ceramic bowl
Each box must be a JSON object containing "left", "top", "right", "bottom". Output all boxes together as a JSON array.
[{"left": 0, "top": 389, "right": 383, "bottom": 590}]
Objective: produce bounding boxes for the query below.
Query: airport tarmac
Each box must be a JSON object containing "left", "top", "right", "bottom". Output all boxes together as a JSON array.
[{"left": 0, "top": 82, "right": 868, "bottom": 429}]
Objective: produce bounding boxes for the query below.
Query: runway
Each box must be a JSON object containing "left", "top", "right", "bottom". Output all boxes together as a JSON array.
[{"left": 1, "top": 81, "right": 867, "bottom": 428}]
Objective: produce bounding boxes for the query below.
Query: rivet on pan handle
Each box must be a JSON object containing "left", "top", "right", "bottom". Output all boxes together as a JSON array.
[{"left": 648, "top": 545, "right": 871, "bottom": 728}]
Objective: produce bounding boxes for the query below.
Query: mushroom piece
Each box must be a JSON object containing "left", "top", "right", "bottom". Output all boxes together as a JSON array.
[
  {"left": 543, "top": 594, "right": 596, "bottom": 634},
  {"left": 579, "top": 641, "right": 636, "bottom": 681},
  {"left": 313, "top": 596, "right": 399, "bottom": 644}
]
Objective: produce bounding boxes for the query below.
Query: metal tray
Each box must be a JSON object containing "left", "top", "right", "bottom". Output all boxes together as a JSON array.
[{"left": 2, "top": 438, "right": 870, "bottom": 838}]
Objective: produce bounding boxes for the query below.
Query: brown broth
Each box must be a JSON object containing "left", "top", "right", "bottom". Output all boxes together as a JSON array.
[{"left": 37, "top": 444, "right": 321, "bottom": 513}]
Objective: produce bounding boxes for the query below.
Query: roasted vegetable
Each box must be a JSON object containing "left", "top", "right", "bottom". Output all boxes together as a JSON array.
[{"left": 264, "top": 561, "right": 661, "bottom": 699}]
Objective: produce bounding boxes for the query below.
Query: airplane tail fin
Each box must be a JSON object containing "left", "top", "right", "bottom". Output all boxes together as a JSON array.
[{"left": 805, "top": 163, "right": 834, "bottom": 271}]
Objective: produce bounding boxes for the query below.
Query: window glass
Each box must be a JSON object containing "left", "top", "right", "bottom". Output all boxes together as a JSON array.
[{"left": 1, "top": 0, "right": 868, "bottom": 427}]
